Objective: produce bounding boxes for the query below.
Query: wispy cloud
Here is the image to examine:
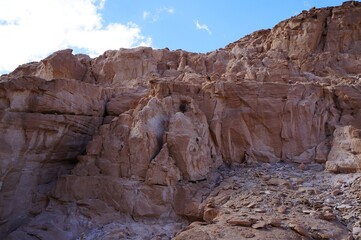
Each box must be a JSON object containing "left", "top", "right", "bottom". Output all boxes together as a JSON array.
[
  {"left": 143, "top": 7, "right": 175, "bottom": 22},
  {"left": 303, "top": 1, "right": 312, "bottom": 8},
  {"left": 195, "top": 20, "right": 211, "bottom": 35},
  {"left": 0, "top": 0, "right": 151, "bottom": 73},
  {"left": 143, "top": 11, "right": 150, "bottom": 20},
  {"left": 166, "top": 8, "right": 175, "bottom": 14}
]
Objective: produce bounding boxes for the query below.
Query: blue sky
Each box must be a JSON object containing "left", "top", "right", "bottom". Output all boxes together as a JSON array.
[
  {"left": 0, "top": 0, "right": 345, "bottom": 74},
  {"left": 100, "top": 0, "right": 345, "bottom": 53}
]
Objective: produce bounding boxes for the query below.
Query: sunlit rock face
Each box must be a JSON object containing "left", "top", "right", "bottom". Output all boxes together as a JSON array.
[{"left": 1, "top": 2, "right": 361, "bottom": 239}]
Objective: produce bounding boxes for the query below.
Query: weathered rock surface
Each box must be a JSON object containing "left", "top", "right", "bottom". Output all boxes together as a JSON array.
[
  {"left": 326, "top": 125, "right": 361, "bottom": 172},
  {"left": 1, "top": 1, "right": 361, "bottom": 239},
  {"left": 0, "top": 76, "right": 106, "bottom": 238},
  {"left": 174, "top": 163, "right": 361, "bottom": 240}
]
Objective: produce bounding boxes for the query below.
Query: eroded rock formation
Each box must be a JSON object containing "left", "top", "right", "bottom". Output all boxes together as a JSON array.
[{"left": 1, "top": 1, "right": 361, "bottom": 239}]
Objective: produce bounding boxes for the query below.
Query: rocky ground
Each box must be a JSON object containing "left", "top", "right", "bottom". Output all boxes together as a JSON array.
[
  {"left": 78, "top": 162, "right": 361, "bottom": 240},
  {"left": 174, "top": 162, "right": 361, "bottom": 240}
]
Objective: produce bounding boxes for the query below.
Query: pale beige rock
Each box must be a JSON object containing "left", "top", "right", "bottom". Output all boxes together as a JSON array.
[
  {"left": 289, "top": 222, "right": 310, "bottom": 237},
  {"left": 166, "top": 109, "right": 218, "bottom": 181},
  {"left": 128, "top": 97, "right": 169, "bottom": 179},
  {"left": 145, "top": 144, "right": 181, "bottom": 186},
  {"left": 326, "top": 126, "right": 361, "bottom": 173},
  {"left": 252, "top": 221, "right": 267, "bottom": 229},
  {"left": 227, "top": 217, "right": 257, "bottom": 227}
]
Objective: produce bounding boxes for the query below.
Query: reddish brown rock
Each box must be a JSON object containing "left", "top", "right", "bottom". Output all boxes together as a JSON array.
[
  {"left": 8, "top": 49, "right": 92, "bottom": 82},
  {"left": 0, "top": 77, "right": 106, "bottom": 237},
  {"left": 227, "top": 217, "right": 257, "bottom": 227}
]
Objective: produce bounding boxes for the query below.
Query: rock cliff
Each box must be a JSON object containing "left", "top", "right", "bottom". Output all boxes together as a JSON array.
[{"left": 1, "top": 1, "right": 361, "bottom": 239}]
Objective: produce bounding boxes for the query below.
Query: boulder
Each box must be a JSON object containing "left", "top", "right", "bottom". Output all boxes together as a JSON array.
[{"left": 326, "top": 125, "right": 361, "bottom": 173}]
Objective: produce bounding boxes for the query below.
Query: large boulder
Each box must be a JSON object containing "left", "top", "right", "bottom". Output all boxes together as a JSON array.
[{"left": 326, "top": 125, "right": 361, "bottom": 173}]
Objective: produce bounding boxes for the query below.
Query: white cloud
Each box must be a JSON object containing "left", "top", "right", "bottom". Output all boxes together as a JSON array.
[
  {"left": 143, "top": 7, "right": 175, "bottom": 22},
  {"left": 0, "top": 0, "right": 151, "bottom": 73},
  {"left": 143, "top": 11, "right": 150, "bottom": 20},
  {"left": 195, "top": 20, "right": 211, "bottom": 35},
  {"left": 166, "top": 7, "right": 175, "bottom": 14}
]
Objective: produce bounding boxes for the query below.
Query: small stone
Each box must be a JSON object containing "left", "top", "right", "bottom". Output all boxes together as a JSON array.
[
  {"left": 302, "top": 209, "right": 313, "bottom": 214},
  {"left": 337, "top": 204, "right": 352, "bottom": 210},
  {"left": 332, "top": 188, "right": 342, "bottom": 196},
  {"left": 298, "top": 163, "right": 306, "bottom": 170},
  {"left": 322, "top": 206, "right": 333, "bottom": 211},
  {"left": 271, "top": 198, "right": 280, "bottom": 206},
  {"left": 277, "top": 205, "right": 287, "bottom": 214},
  {"left": 254, "top": 208, "right": 266, "bottom": 213},
  {"left": 247, "top": 202, "right": 256, "bottom": 208},
  {"left": 262, "top": 175, "right": 271, "bottom": 181},
  {"left": 203, "top": 207, "right": 219, "bottom": 223},
  {"left": 252, "top": 221, "right": 267, "bottom": 229},
  {"left": 227, "top": 217, "right": 257, "bottom": 227},
  {"left": 296, "top": 187, "right": 314, "bottom": 194},
  {"left": 292, "top": 178, "right": 304, "bottom": 185},
  {"left": 267, "top": 217, "right": 282, "bottom": 227},
  {"left": 289, "top": 223, "right": 309, "bottom": 237},
  {"left": 343, "top": 213, "right": 354, "bottom": 220},
  {"left": 267, "top": 178, "right": 292, "bottom": 188},
  {"left": 244, "top": 233, "right": 256, "bottom": 238},
  {"left": 206, "top": 197, "right": 216, "bottom": 208},
  {"left": 309, "top": 211, "right": 321, "bottom": 218},
  {"left": 320, "top": 211, "right": 336, "bottom": 221},
  {"left": 353, "top": 227, "right": 361, "bottom": 236}
]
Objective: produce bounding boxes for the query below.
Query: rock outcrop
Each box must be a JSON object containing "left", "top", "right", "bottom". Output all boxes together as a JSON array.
[
  {"left": 326, "top": 125, "right": 361, "bottom": 173},
  {"left": 1, "top": 1, "right": 361, "bottom": 239}
]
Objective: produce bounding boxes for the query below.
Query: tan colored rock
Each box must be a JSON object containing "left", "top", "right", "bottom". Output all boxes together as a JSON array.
[
  {"left": 174, "top": 228, "right": 211, "bottom": 240},
  {"left": 166, "top": 107, "right": 220, "bottom": 181},
  {"left": 252, "top": 221, "right": 267, "bottom": 229},
  {"left": 0, "top": 76, "right": 106, "bottom": 115},
  {"left": 145, "top": 144, "right": 181, "bottom": 186},
  {"left": 289, "top": 222, "right": 310, "bottom": 237},
  {"left": 278, "top": 206, "right": 288, "bottom": 214},
  {"left": 104, "top": 86, "right": 149, "bottom": 116},
  {"left": 268, "top": 217, "right": 282, "bottom": 227},
  {"left": 0, "top": 76, "right": 106, "bottom": 237},
  {"left": 320, "top": 211, "right": 336, "bottom": 221},
  {"left": 227, "top": 217, "right": 257, "bottom": 227},
  {"left": 203, "top": 207, "right": 219, "bottom": 223},
  {"left": 326, "top": 126, "right": 361, "bottom": 173},
  {"left": 267, "top": 178, "right": 292, "bottom": 188},
  {"left": 128, "top": 97, "right": 169, "bottom": 179},
  {"left": 8, "top": 49, "right": 91, "bottom": 82}
]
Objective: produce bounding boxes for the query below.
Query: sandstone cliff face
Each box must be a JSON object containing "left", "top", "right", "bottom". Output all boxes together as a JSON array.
[
  {"left": 0, "top": 77, "right": 106, "bottom": 238},
  {"left": 1, "top": 1, "right": 361, "bottom": 239}
]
